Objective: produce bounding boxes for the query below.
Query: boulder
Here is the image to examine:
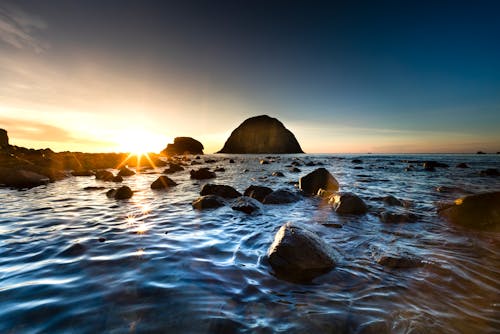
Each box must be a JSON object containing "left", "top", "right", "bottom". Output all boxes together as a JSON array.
[
  {"left": 112, "top": 175, "right": 123, "bottom": 182},
  {"left": 0, "top": 167, "right": 49, "bottom": 188},
  {"left": 244, "top": 185, "right": 273, "bottom": 202},
  {"left": 95, "top": 170, "right": 115, "bottom": 181},
  {"left": 299, "top": 168, "right": 339, "bottom": 195},
  {"left": 316, "top": 188, "right": 335, "bottom": 199},
  {"left": 438, "top": 191, "right": 500, "bottom": 231},
  {"left": 263, "top": 189, "right": 301, "bottom": 204},
  {"left": 163, "top": 163, "right": 184, "bottom": 174},
  {"left": 118, "top": 167, "right": 135, "bottom": 177},
  {"left": 271, "top": 171, "right": 284, "bottom": 177},
  {"left": 231, "top": 196, "right": 262, "bottom": 214},
  {"left": 217, "top": 115, "right": 303, "bottom": 154},
  {"left": 0, "top": 129, "right": 8, "bottom": 148},
  {"left": 260, "top": 159, "right": 270, "bottom": 165},
  {"left": 151, "top": 176, "right": 178, "bottom": 189},
  {"left": 377, "top": 254, "right": 423, "bottom": 269},
  {"left": 379, "top": 211, "right": 416, "bottom": 223},
  {"left": 200, "top": 184, "right": 241, "bottom": 198},
  {"left": 71, "top": 169, "right": 94, "bottom": 177},
  {"left": 162, "top": 137, "right": 204, "bottom": 155},
  {"left": 190, "top": 168, "right": 216, "bottom": 180},
  {"left": 107, "top": 186, "right": 133, "bottom": 199},
  {"left": 289, "top": 167, "right": 301, "bottom": 173},
  {"left": 267, "top": 222, "right": 337, "bottom": 281},
  {"left": 330, "top": 193, "right": 368, "bottom": 214},
  {"left": 192, "top": 195, "right": 226, "bottom": 210}
]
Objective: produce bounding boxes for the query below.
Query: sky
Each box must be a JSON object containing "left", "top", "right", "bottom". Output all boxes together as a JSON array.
[{"left": 0, "top": 0, "right": 499, "bottom": 153}]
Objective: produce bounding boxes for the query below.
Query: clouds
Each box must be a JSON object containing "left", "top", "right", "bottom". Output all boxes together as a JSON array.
[{"left": 0, "top": 3, "right": 48, "bottom": 53}]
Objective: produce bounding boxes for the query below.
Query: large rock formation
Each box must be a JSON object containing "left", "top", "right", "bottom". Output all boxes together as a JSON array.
[
  {"left": 0, "top": 129, "right": 9, "bottom": 149},
  {"left": 218, "top": 115, "right": 304, "bottom": 154},
  {"left": 162, "top": 137, "right": 204, "bottom": 155}
]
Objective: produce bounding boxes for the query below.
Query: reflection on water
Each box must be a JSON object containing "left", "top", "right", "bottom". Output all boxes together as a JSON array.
[{"left": 0, "top": 154, "right": 499, "bottom": 333}]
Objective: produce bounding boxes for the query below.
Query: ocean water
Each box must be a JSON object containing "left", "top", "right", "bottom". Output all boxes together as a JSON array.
[{"left": 0, "top": 154, "right": 499, "bottom": 333}]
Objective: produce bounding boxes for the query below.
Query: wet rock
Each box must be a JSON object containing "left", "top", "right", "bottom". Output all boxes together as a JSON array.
[
  {"left": 353, "top": 166, "right": 364, "bottom": 170},
  {"left": 305, "top": 161, "right": 315, "bottom": 166},
  {"left": 423, "top": 161, "right": 449, "bottom": 169},
  {"left": 190, "top": 160, "right": 202, "bottom": 166},
  {"left": 289, "top": 167, "right": 301, "bottom": 173},
  {"left": 205, "top": 159, "right": 216, "bottom": 163},
  {"left": 60, "top": 243, "right": 86, "bottom": 257},
  {"left": 83, "top": 186, "right": 105, "bottom": 191},
  {"left": 456, "top": 162, "right": 469, "bottom": 168},
  {"left": 379, "top": 211, "right": 417, "bottom": 223},
  {"left": 377, "top": 255, "right": 423, "bottom": 269},
  {"left": 263, "top": 189, "right": 301, "bottom": 204},
  {"left": 382, "top": 195, "right": 405, "bottom": 206},
  {"left": 438, "top": 191, "right": 500, "bottom": 231},
  {"left": 423, "top": 164, "right": 435, "bottom": 172},
  {"left": 267, "top": 222, "right": 337, "bottom": 281},
  {"left": 231, "top": 196, "right": 262, "bottom": 214},
  {"left": 243, "top": 185, "right": 273, "bottom": 202},
  {"left": 162, "top": 137, "right": 204, "bottom": 155},
  {"left": 299, "top": 168, "right": 339, "bottom": 196},
  {"left": 330, "top": 193, "right": 368, "bottom": 215},
  {"left": 436, "top": 186, "right": 467, "bottom": 193},
  {"left": 192, "top": 195, "right": 226, "bottom": 210},
  {"left": 218, "top": 115, "right": 303, "bottom": 154},
  {"left": 71, "top": 169, "right": 94, "bottom": 177},
  {"left": 317, "top": 188, "right": 335, "bottom": 199},
  {"left": 151, "top": 176, "right": 178, "bottom": 189},
  {"left": 351, "top": 159, "right": 363, "bottom": 164},
  {"left": 0, "top": 167, "right": 50, "bottom": 188},
  {"left": 479, "top": 168, "right": 499, "bottom": 176},
  {"left": 272, "top": 171, "right": 284, "bottom": 177},
  {"left": 260, "top": 159, "right": 270, "bottom": 165},
  {"left": 95, "top": 170, "right": 115, "bottom": 181},
  {"left": 190, "top": 168, "right": 216, "bottom": 180},
  {"left": 107, "top": 186, "right": 133, "bottom": 199},
  {"left": 112, "top": 175, "right": 123, "bottom": 182},
  {"left": 200, "top": 184, "right": 241, "bottom": 198},
  {"left": 229, "top": 159, "right": 235, "bottom": 163},
  {"left": 214, "top": 167, "right": 225, "bottom": 172},
  {"left": 98, "top": 237, "right": 106, "bottom": 242},
  {"left": 477, "top": 151, "right": 486, "bottom": 154},
  {"left": 163, "top": 163, "right": 184, "bottom": 174},
  {"left": 118, "top": 167, "right": 135, "bottom": 177},
  {"left": 291, "top": 161, "right": 302, "bottom": 167}
]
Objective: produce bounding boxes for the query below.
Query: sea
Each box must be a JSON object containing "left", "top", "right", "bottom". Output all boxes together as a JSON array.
[{"left": 0, "top": 154, "right": 499, "bottom": 333}]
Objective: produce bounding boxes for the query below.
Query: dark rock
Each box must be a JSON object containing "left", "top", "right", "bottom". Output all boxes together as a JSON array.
[
  {"left": 214, "top": 167, "right": 225, "bottom": 172},
  {"left": 190, "top": 168, "right": 216, "bottom": 180},
  {"left": 162, "top": 137, "right": 204, "bottom": 155},
  {"left": 267, "top": 222, "right": 337, "bottom": 281},
  {"left": 379, "top": 211, "right": 416, "bottom": 223},
  {"left": 291, "top": 161, "right": 302, "bottom": 166},
  {"left": 423, "top": 165, "right": 435, "bottom": 172},
  {"left": 330, "top": 193, "right": 368, "bottom": 214},
  {"left": 151, "top": 176, "right": 178, "bottom": 189},
  {"left": 113, "top": 186, "right": 133, "bottom": 199},
  {"left": 289, "top": 167, "right": 301, "bottom": 173},
  {"left": 299, "top": 168, "right": 339, "bottom": 195},
  {"left": 263, "top": 189, "right": 301, "bottom": 204},
  {"left": 244, "top": 185, "right": 273, "bottom": 202},
  {"left": 204, "top": 159, "right": 216, "bottom": 163},
  {"left": 477, "top": 151, "right": 486, "bottom": 154},
  {"left": 438, "top": 191, "right": 500, "bottom": 231},
  {"left": 95, "top": 170, "right": 115, "bottom": 181},
  {"left": 0, "top": 167, "right": 49, "bottom": 188},
  {"left": 229, "top": 159, "right": 235, "bottom": 163},
  {"left": 260, "top": 159, "right": 270, "bottom": 165},
  {"left": 456, "top": 162, "right": 469, "bottom": 168},
  {"left": 83, "top": 186, "right": 105, "bottom": 191},
  {"left": 436, "top": 186, "right": 467, "bottom": 193},
  {"left": 0, "top": 129, "right": 9, "bottom": 148},
  {"left": 192, "top": 195, "right": 226, "bottom": 210},
  {"left": 423, "top": 161, "right": 449, "bottom": 169},
  {"left": 163, "top": 163, "right": 184, "bottom": 174},
  {"left": 231, "top": 196, "right": 262, "bottom": 214},
  {"left": 317, "top": 188, "right": 335, "bottom": 199},
  {"left": 118, "top": 167, "right": 135, "bottom": 177},
  {"left": 200, "top": 184, "right": 241, "bottom": 198},
  {"left": 60, "top": 243, "right": 86, "bottom": 257},
  {"left": 190, "top": 160, "right": 202, "bottom": 166},
  {"left": 479, "top": 168, "right": 499, "bottom": 176},
  {"left": 71, "top": 169, "right": 94, "bottom": 177},
  {"left": 112, "top": 175, "right": 123, "bottom": 182},
  {"left": 377, "top": 255, "right": 423, "bottom": 269},
  {"left": 352, "top": 159, "right": 363, "bottom": 164},
  {"left": 106, "top": 189, "right": 116, "bottom": 198},
  {"left": 195, "top": 155, "right": 201, "bottom": 160},
  {"left": 272, "top": 171, "right": 284, "bottom": 177},
  {"left": 382, "top": 195, "right": 405, "bottom": 206},
  {"left": 305, "top": 161, "right": 315, "bottom": 166},
  {"left": 98, "top": 237, "right": 106, "bottom": 242},
  {"left": 218, "top": 115, "right": 303, "bottom": 154}
]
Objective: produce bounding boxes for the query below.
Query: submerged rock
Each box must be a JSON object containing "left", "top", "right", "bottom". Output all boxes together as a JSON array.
[
  {"left": 377, "top": 254, "right": 423, "bottom": 269},
  {"left": 263, "top": 189, "right": 301, "bottom": 204},
  {"left": 231, "top": 196, "right": 262, "bottom": 214},
  {"left": 190, "top": 168, "right": 216, "bottom": 180},
  {"left": 200, "top": 184, "right": 241, "bottom": 198},
  {"left": 267, "top": 222, "right": 337, "bottom": 281},
  {"left": 479, "top": 168, "right": 499, "bottom": 176},
  {"left": 330, "top": 193, "right": 368, "bottom": 215},
  {"left": 0, "top": 167, "right": 49, "bottom": 188},
  {"left": 382, "top": 195, "right": 405, "bottom": 207},
  {"left": 192, "top": 195, "right": 226, "bottom": 210},
  {"left": 118, "top": 167, "right": 135, "bottom": 177},
  {"left": 379, "top": 211, "right": 417, "bottom": 223},
  {"left": 217, "top": 115, "right": 304, "bottom": 154},
  {"left": 438, "top": 191, "right": 500, "bottom": 231},
  {"left": 151, "top": 176, "right": 178, "bottom": 189},
  {"left": 244, "top": 185, "right": 273, "bottom": 203},
  {"left": 299, "top": 168, "right": 339, "bottom": 196},
  {"left": 289, "top": 167, "right": 301, "bottom": 173},
  {"left": 162, "top": 137, "right": 204, "bottom": 155},
  {"left": 456, "top": 162, "right": 469, "bottom": 168},
  {"left": 271, "top": 171, "right": 284, "bottom": 177}
]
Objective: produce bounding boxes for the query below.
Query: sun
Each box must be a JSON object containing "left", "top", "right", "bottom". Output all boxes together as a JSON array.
[{"left": 115, "top": 130, "right": 167, "bottom": 155}]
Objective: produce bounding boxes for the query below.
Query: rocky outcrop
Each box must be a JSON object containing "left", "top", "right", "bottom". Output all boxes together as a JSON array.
[
  {"left": 0, "top": 129, "right": 9, "bottom": 149},
  {"left": 0, "top": 167, "right": 49, "bottom": 188},
  {"left": 438, "top": 191, "right": 500, "bottom": 231},
  {"left": 267, "top": 222, "right": 337, "bottom": 281},
  {"left": 200, "top": 184, "right": 241, "bottom": 198},
  {"left": 299, "top": 168, "right": 339, "bottom": 195},
  {"left": 162, "top": 137, "right": 204, "bottom": 155},
  {"left": 218, "top": 115, "right": 303, "bottom": 154}
]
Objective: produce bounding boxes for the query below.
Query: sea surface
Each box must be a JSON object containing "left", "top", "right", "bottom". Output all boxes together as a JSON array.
[{"left": 0, "top": 154, "right": 499, "bottom": 333}]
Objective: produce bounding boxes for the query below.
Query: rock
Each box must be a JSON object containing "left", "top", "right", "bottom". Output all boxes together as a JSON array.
[
  {"left": 330, "top": 193, "right": 368, "bottom": 214},
  {"left": 263, "top": 189, "right": 301, "bottom": 204},
  {"left": 456, "top": 162, "right": 469, "bottom": 168},
  {"left": 95, "top": 170, "right": 115, "bottom": 181},
  {"left": 0, "top": 167, "right": 50, "bottom": 188},
  {"left": 83, "top": 186, "right": 105, "bottom": 191},
  {"left": 479, "top": 168, "right": 499, "bottom": 176},
  {"left": 477, "top": 151, "right": 486, "bottom": 154},
  {"left": 106, "top": 189, "right": 116, "bottom": 198},
  {"left": 317, "top": 188, "right": 335, "bottom": 199},
  {"left": 260, "top": 159, "right": 270, "bottom": 165},
  {"left": 190, "top": 160, "right": 202, "bottom": 165},
  {"left": 299, "top": 168, "right": 339, "bottom": 195},
  {"left": 0, "top": 129, "right": 9, "bottom": 148},
  {"left": 438, "top": 191, "right": 500, "bottom": 231},
  {"left": 151, "top": 176, "right": 178, "bottom": 189},
  {"left": 379, "top": 211, "right": 416, "bottom": 223},
  {"left": 113, "top": 186, "right": 133, "bottom": 199},
  {"left": 436, "top": 186, "right": 467, "bottom": 193},
  {"left": 377, "top": 255, "right": 423, "bottom": 269},
  {"left": 267, "top": 222, "right": 337, "bottom": 281},
  {"left": 244, "top": 185, "right": 273, "bottom": 202},
  {"left": 229, "top": 159, "right": 235, "bottom": 163},
  {"left": 231, "top": 196, "right": 262, "bottom": 214},
  {"left": 423, "top": 161, "right": 449, "bottom": 169},
  {"left": 71, "top": 169, "right": 94, "bottom": 177},
  {"left": 289, "top": 167, "right": 301, "bottom": 173},
  {"left": 382, "top": 195, "right": 405, "bottom": 206},
  {"left": 190, "top": 168, "right": 216, "bottom": 180},
  {"left": 192, "top": 195, "right": 226, "bottom": 210},
  {"left": 272, "top": 171, "right": 284, "bottom": 177},
  {"left": 204, "top": 159, "right": 216, "bottom": 163},
  {"left": 217, "top": 115, "right": 303, "bottom": 153},
  {"left": 112, "top": 175, "right": 123, "bottom": 182},
  {"left": 200, "top": 184, "right": 241, "bottom": 198},
  {"left": 214, "top": 167, "right": 225, "bottom": 172},
  {"left": 351, "top": 159, "right": 363, "bottom": 164},
  {"left": 118, "top": 167, "right": 135, "bottom": 177},
  {"left": 163, "top": 163, "right": 184, "bottom": 174},
  {"left": 162, "top": 137, "right": 204, "bottom": 155}
]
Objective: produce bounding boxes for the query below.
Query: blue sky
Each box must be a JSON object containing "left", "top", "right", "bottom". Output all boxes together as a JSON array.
[{"left": 0, "top": 0, "right": 499, "bottom": 153}]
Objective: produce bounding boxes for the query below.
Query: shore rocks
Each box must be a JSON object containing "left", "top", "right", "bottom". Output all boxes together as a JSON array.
[
  {"left": 71, "top": 169, "right": 94, "bottom": 177},
  {"left": 299, "top": 168, "right": 339, "bottom": 196},
  {"left": 162, "top": 137, "right": 204, "bottom": 155},
  {"left": 163, "top": 163, "right": 184, "bottom": 174},
  {"left": 330, "top": 193, "right": 368, "bottom": 214},
  {"left": 244, "top": 185, "right": 273, "bottom": 202},
  {"left": 438, "top": 191, "right": 500, "bottom": 231},
  {"left": 95, "top": 170, "right": 115, "bottom": 181},
  {"left": 0, "top": 129, "right": 8, "bottom": 148},
  {"left": 267, "top": 222, "right": 337, "bottom": 281},
  {"left": 263, "top": 189, "right": 301, "bottom": 204},
  {"left": 190, "top": 168, "right": 216, "bottom": 180},
  {"left": 0, "top": 167, "right": 49, "bottom": 188},
  {"left": 231, "top": 196, "right": 262, "bottom": 214},
  {"left": 200, "top": 184, "right": 241, "bottom": 198},
  {"left": 118, "top": 167, "right": 135, "bottom": 177},
  {"left": 217, "top": 115, "right": 304, "bottom": 154},
  {"left": 107, "top": 186, "right": 133, "bottom": 199},
  {"left": 151, "top": 176, "right": 178, "bottom": 189},
  {"left": 192, "top": 195, "right": 226, "bottom": 210}
]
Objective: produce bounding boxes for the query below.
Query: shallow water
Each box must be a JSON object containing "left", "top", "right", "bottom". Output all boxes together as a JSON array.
[{"left": 0, "top": 154, "right": 499, "bottom": 333}]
